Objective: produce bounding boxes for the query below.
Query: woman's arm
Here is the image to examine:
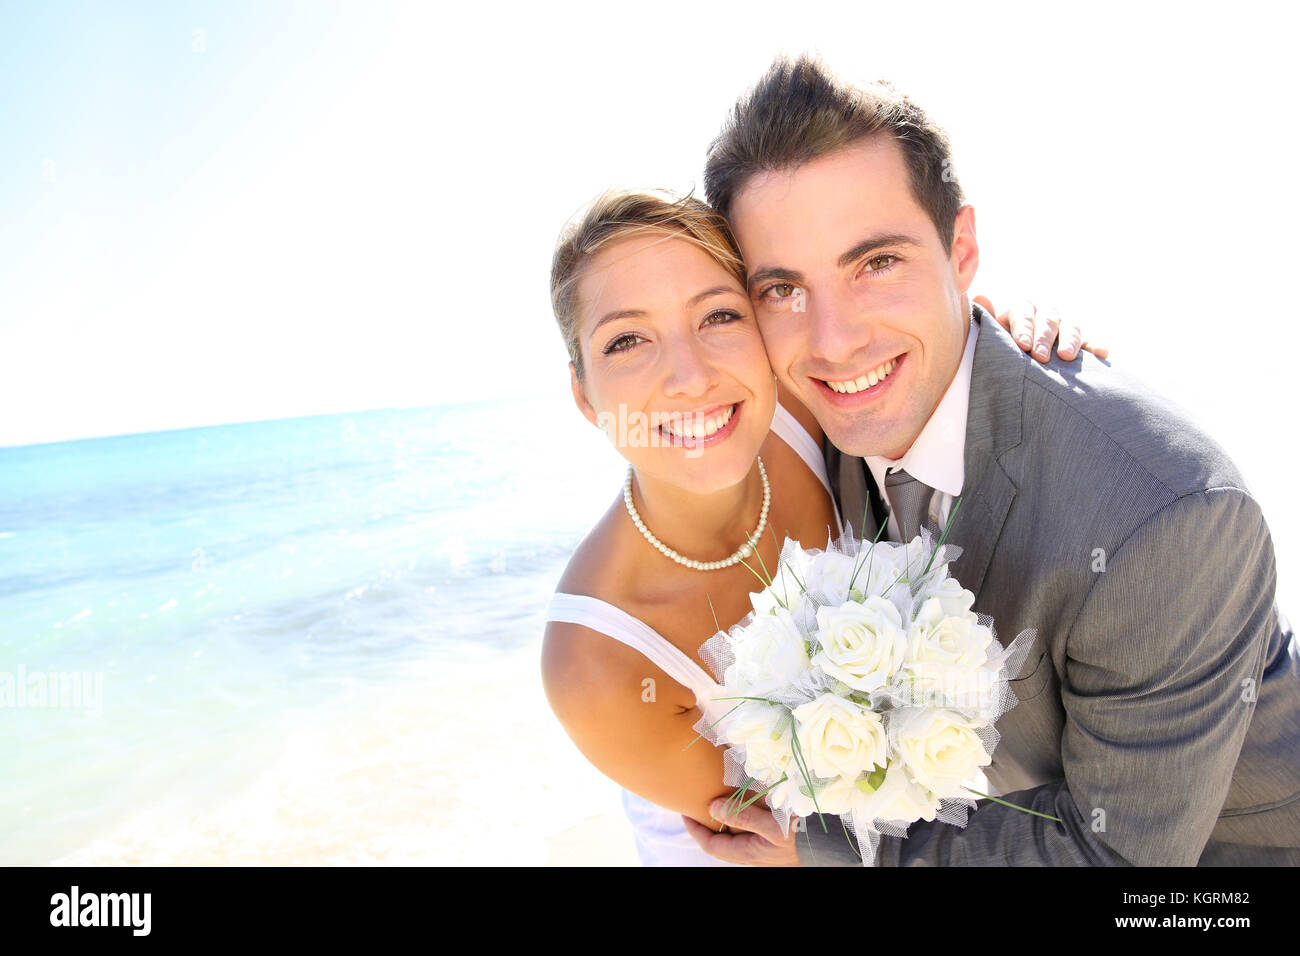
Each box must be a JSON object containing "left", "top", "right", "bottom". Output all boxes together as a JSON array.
[
  {"left": 542, "top": 620, "right": 734, "bottom": 830},
  {"left": 974, "top": 295, "right": 1110, "bottom": 363}
]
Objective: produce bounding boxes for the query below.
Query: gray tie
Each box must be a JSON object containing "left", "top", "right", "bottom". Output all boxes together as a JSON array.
[{"left": 884, "top": 469, "right": 935, "bottom": 543}]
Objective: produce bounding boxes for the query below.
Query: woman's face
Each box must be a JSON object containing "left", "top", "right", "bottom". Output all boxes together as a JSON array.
[{"left": 570, "top": 231, "right": 777, "bottom": 496}]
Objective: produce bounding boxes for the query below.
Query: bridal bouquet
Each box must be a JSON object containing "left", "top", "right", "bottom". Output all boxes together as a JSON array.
[{"left": 693, "top": 514, "right": 1041, "bottom": 866}]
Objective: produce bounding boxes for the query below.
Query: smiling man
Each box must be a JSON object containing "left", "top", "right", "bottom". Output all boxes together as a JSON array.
[
  {"left": 687, "top": 56, "right": 1300, "bottom": 867},
  {"left": 735, "top": 136, "right": 974, "bottom": 468}
]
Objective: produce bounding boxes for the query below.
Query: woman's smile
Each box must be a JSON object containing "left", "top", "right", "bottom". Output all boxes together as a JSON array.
[{"left": 654, "top": 401, "right": 742, "bottom": 447}]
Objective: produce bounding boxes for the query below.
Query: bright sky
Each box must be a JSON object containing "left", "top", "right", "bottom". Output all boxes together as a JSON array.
[{"left": 2, "top": 0, "right": 1294, "bottom": 443}]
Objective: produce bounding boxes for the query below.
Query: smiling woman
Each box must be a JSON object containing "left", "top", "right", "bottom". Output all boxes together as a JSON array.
[{"left": 541, "top": 190, "right": 841, "bottom": 864}]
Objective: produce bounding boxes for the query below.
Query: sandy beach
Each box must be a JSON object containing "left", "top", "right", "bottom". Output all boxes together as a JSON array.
[{"left": 544, "top": 812, "right": 641, "bottom": 866}]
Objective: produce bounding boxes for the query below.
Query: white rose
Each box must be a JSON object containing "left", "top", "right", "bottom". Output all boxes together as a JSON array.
[
  {"left": 750, "top": 548, "right": 812, "bottom": 616},
  {"left": 888, "top": 707, "right": 992, "bottom": 799},
  {"left": 793, "top": 693, "right": 888, "bottom": 781},
  {"left": 836, "top": 541, "right": 912, "bottom": 599},
  {"left": 768, "top": 771, "right": 859, "bottom": 817},
  {"left": 804, "top": 550, "right": 859, "bottom": 603},
  {"left": 725, "top": 607, "right": 811, "bottom": 697},
  {"left": 914, "top": 576, "right": 978, "bottom": 620},
  {"left": 907, "top": 598, "right": 993, "bottom": 668},
  {"left": 900, "top": 600, "right": 996, "bottom": 710},
  {"left": 877, "top": 537, "right": 929, "bottom": 587},
  {"left": 850, "top": 760, "right": 942, "bottom": 825},
  {"left": 719, "top": 702, "right": 793, "bottom": 782},
  {"left": 812, "top": 596, "right": 907, "bottom": 692}
]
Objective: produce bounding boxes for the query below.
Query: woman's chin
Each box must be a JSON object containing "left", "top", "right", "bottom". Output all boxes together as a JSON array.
[{"left": 635, "top": 444, "right": 765, "bottom": 497}]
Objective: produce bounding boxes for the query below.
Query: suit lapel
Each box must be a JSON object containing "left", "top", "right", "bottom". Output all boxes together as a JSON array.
[
  {"left": 947, "top": 444, "right": 1016, "bottom": 600},
  {"left": 946, "top": 304, "right": 1025, "bottom": 600}
]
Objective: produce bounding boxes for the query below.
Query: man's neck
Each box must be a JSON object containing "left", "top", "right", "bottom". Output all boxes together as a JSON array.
[{"left": 865, "top": 313, "right": 979, "bottom": 498}]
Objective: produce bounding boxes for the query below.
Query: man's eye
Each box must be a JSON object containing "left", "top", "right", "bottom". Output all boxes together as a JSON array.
[
  {"left": 862, "top": 254, "right": 899, "bottom": 274},
  {"left": 764, "top": 282, "right": 799, "bottom": 300},
  {"left": 603, "top": 333, "right": 643, "bottom": 354}
]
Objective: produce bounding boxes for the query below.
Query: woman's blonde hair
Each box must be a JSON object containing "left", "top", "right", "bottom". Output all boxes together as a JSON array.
[{"left": 550, "top": 190, "right": 746, "bottom": 381}]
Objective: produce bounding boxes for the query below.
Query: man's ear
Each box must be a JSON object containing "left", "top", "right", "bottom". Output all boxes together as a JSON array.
[
  {"left": 950, "top": 205, "right": 979, "bottom": 295},
  {"left": 570, "top": 362, "right": 600, "bottom": 429}
]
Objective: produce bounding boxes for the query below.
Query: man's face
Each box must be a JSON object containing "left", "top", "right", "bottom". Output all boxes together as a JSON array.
[{"left": 729, "top": 134, "right": 979, "bottom": 459}]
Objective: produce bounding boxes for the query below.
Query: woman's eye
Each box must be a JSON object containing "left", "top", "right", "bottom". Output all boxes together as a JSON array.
[
  {"left": 703, "top": 309, "right": 741, "bottom": 326},
  {"left": 603, "top": 333, "right": 643, "bottom": 354}
]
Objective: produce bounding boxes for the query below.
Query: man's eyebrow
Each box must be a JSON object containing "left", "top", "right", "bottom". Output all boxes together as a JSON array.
[
  {"left": 837, "top": 233, "right": 924, "bottom": 269},
  {"left": 745, "top": 234, "right": 923, "bottom": 294},
  {"left": 588, "top": 286, "right": 741, "bottom": 341}
]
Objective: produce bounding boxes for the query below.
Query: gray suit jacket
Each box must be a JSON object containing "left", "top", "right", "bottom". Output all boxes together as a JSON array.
[{"left": 802, "top": 304, "right": 1300, "bottom": 866}]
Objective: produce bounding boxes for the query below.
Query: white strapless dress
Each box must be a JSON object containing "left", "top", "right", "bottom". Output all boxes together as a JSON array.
[{"left": 544, "top": 404, "right": 842, "bottom": 866}]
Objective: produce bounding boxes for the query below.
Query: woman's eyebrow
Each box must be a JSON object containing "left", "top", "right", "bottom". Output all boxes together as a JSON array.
[
  {"left": 589, "top": 286, "right": 742, "bottom": 340},
  {"left": 688, "top": 285, "right": 743, "bottom": 306},
  {"left": 590, "top": 309, "right": 646, "bottom": 341}
]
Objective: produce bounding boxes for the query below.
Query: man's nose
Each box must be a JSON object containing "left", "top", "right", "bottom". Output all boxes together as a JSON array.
[{"left": 806, "top": 285, "right": 870, "bottom": 366}]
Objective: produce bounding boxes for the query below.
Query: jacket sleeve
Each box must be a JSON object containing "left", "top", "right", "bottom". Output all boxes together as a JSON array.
[{"left": 798, "top": 487, "right": 1275, "bottom": 866}]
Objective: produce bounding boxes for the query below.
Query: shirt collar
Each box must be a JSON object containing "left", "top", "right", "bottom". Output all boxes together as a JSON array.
[{"left": 865, "top": 316, "right": 978, "bottom": 498}]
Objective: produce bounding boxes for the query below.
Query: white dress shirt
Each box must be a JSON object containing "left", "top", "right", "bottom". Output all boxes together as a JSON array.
[{"left": 866, "top": 317, "right": 979, "bottom": 541}]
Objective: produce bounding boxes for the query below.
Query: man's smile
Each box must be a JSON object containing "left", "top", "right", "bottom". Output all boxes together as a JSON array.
[{"left": 812, "top": 353, "right": 906, "bottom": 404}]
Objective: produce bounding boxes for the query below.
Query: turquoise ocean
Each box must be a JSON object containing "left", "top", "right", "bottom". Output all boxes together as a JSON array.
[
  {"left": 3, "top": 377, "right": 1294, "bottom": 865},
  {"left": 0, "top": 394, "right": 634, "bottom": 865}
]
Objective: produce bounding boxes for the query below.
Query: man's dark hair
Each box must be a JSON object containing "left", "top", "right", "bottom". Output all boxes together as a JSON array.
[{"left": 704, "top": 55, "right": 966, "bottom": 252}]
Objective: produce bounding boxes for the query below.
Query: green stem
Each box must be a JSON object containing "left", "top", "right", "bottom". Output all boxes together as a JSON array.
[{"left": 961, "top": 786, "right": 1063, "bottom": 823}]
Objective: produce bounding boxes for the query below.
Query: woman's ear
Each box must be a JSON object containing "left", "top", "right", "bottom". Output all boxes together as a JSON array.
[{"left": 570, "top": 362, "right": 600, "bottom": 429}]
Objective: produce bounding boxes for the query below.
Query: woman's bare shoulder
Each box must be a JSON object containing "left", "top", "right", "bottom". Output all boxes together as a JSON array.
[
  {"left": 542, "top": 496, "right": 684, "bottom": 716},
  {"left": 550, "top": 492, "right": 634, "bottom": 607}
]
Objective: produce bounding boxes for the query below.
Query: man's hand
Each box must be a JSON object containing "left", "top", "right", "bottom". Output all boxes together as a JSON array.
[{"left": 681, "top": 800, "right": 801, "bottom": 866}]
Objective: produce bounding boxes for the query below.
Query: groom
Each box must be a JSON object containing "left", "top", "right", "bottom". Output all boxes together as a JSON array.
[{"left": 688, "top": 56, "right": 1300, "bottom": 866}]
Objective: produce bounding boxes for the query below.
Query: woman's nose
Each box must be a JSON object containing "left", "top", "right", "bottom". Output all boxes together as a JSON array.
[{"left": 658, "top": 336, "right": 719, "bottom": 399}]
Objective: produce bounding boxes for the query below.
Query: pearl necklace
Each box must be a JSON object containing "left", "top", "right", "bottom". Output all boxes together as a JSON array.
[{"left": 623, "top": 457, "right": 770, "bottom": 571}]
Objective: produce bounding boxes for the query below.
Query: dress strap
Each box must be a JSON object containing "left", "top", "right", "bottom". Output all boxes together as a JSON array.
[{"left": 545, "top": 592, "right": 722, "bottom": 709}]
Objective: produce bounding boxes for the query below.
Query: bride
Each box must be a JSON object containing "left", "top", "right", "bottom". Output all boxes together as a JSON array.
[{"left": 541, "top": 191, "right": 1098, "bottom": 866}]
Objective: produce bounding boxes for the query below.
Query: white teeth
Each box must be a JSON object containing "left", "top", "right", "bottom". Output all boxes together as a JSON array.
[
  {"left": 660, "top": 404, "right": 735, "bottom": 439},
  {"left": 826, "top": 359, "right": 897, "bottom": 394}
]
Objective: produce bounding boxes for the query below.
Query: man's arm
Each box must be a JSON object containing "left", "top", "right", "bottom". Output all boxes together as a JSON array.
[
  {"left": 800, "top": 486, "right": 1274, "bottom": 866},
  {"left": 798, "top": 782, "right": 1127, "bottom": 866}
]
